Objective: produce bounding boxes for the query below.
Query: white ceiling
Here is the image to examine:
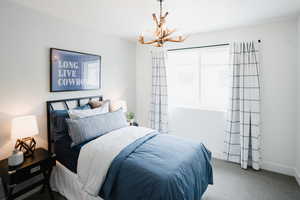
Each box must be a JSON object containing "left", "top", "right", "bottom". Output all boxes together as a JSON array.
[{"left": 11, "top": 0, "right": 300, "bottom": 41}]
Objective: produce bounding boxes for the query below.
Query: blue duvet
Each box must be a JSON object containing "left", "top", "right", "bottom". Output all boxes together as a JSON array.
[{"left": 99, "top": 132, "right": 213, "bottom": 200}]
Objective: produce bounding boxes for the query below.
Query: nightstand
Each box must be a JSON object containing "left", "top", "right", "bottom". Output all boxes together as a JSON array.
[
  {"left": 0, "top": 148, "right": 56, "bottom": 200},
  {"left": 130, "top": 122, "right": 139, "bottom": 127}
]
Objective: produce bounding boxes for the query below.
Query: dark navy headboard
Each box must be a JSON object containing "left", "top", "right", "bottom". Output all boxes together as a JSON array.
[{"left": 46, "top": 95, "right": 103, "bottom": 154}]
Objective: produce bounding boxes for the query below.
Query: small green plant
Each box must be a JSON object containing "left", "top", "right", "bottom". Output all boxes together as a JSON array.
[{"left": 126, "top": 112, "right": 135, "bottom": 121}]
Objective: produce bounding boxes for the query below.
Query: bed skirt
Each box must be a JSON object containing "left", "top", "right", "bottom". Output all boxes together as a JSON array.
[{"left": 50, "top": 162, "right": 102, "bottom": 200}]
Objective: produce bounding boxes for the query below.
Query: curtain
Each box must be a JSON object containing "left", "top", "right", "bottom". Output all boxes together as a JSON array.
[
  {"left": 149, "top": 48, "right": 168, "bottom": 134},
  {"left": 224, "top": 41, "right": 261, "bottom": 170}
]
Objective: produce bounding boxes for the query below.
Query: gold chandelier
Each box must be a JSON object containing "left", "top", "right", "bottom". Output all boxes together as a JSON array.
[{"left": 138, "top": 0, "right": 187, "bottom": 47}]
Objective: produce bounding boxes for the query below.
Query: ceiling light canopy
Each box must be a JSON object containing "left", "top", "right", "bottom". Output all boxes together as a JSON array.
[{"left": 138, "top": 0, "right": 187, "bottom": 47}]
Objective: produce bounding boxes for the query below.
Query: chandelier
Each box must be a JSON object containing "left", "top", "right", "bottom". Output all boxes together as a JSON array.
[{"left": 138, "top": 0, "right": 187, "bottom": 47}]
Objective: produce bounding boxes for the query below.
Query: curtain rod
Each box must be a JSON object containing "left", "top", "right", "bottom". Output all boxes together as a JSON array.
[{"left": 167, "top": 40, "right": 261, "bottom": 52}]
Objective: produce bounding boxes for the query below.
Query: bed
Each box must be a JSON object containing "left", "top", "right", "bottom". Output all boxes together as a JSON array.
[{"left": 47, "top": 96, "right": 213, "bottom": 200}]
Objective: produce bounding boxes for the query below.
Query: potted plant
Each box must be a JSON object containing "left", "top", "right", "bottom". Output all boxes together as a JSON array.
[{"left": 126, "top": 112, "right": 135, "bottom": 124}]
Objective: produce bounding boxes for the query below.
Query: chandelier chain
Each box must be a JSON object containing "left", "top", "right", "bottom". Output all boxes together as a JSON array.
[{"left": 160, "top": 0, "right": 162, "bottom": 18}]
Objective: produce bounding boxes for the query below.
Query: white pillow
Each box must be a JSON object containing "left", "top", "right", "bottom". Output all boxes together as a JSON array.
[{"left": 68, "top": 101, "right": 109, "bottom": 119}]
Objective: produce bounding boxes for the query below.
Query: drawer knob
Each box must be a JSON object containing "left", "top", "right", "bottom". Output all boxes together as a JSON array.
[
  {"left": 8, "top": 170, "right": 16, "bottom": 174},
  {"left": 30, "top": 166, "right": 40, "bottom": 174}
]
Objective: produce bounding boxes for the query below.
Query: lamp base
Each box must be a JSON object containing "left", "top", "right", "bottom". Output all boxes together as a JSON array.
[{"left": 15, "top": 137, "right": 36, "bottom": 157}]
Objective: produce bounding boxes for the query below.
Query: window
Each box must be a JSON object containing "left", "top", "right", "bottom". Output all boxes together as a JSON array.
[{"left": 167, "top": 45, "right": 230, "bottom": 111}]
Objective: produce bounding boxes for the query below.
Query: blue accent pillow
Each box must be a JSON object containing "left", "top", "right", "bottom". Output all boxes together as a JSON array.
[
  {"left": 50, "top": 104, "right": 91, "bottom": 141},
  {"left": 75, "top": 104, "right": 91, "bottom": 110}
]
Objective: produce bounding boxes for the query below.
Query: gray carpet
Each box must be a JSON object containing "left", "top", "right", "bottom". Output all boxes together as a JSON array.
[
  {"left": 26, "top": 159, "right": 300, "bottom": 200},
  {"left": 202, "top": 159, "right": 300, "bottom": 200}
]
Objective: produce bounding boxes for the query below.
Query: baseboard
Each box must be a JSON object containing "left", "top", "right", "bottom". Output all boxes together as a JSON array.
[
  {"left": 261, "top": 161, "right": 295, "bottom": 176},
  {"left": 212, "top": 151, "right": 295, "bottom": 176},
  {"left": 295, "top": 168, "right": 300, "bottom": 186},
  {"left": 212, "top": 152, "right": 223, "bottom": 160}
]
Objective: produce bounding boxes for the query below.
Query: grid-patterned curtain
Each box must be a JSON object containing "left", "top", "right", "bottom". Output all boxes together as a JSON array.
[
  {"left": 149, "top": 48, "right": 168, "bottom": 134},
  {"left": 224, "top": 41, "right": 261, "bottom": 170}
]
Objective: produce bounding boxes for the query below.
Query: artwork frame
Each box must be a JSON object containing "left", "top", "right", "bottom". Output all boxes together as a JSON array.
[{"left": 50, "top": 48, "right": 101, "bottom": 92}]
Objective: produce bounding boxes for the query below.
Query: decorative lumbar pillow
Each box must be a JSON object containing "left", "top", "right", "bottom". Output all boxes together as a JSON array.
[
  {"left": 68, "top": 101, "right": 109, "bottom": 119},
  {"left": 88, "top": 99, "right": 111, "bottom": 109},
  {"left": 66, "top": 108, "right": 128, "bottom": 146}
]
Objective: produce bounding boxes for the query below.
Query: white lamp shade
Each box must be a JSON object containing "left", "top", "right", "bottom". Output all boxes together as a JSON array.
[
  {"left": 11, "top": 115, "right": 39, "bottom": 139},
  {"left": 111, "top": 100, "right": 128, "bottom": 113}
]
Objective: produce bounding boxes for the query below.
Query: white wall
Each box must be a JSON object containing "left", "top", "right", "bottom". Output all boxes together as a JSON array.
[
  {"left": 0, "top": 0, "right": 136, "bottom": 160},
  {"left": 296, "top": 16, "right": 300, "bottom": 185},
  {"left": 135, "top": 45, "right": 152, "bottom": 127},
  {"left": 136, "top": 18, "right": 298, "bottom": 176}
]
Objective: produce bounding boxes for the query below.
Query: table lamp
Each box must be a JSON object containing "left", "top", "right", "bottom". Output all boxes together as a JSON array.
[
  {"left": 110, "top": 100, "right": 128, "bottom": 113},
  {"left": 11, "top": 115, "right": 39, "bottom": 157}
]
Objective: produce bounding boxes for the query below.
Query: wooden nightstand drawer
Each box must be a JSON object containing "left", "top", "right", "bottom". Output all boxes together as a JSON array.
[{"left": 9, "top": 165, "right": 41, "bottom": 184}]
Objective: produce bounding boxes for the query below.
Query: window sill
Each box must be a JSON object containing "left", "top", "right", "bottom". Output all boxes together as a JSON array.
[{"left": 169, "top": 105, "right": 226, "bottom": 113}]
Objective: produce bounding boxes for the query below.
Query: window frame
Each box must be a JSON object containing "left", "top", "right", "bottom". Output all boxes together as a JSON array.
[{"left": 167, "top": 44, "right": 230, "bottom": 112}]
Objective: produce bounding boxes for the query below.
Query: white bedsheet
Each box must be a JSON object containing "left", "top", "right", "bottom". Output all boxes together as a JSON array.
[
  {"left": 50, "top": 162, "right": 103, "bottom": 200},
  {"left": 77, "top": 126, "right": 154, "bottom": 197}
]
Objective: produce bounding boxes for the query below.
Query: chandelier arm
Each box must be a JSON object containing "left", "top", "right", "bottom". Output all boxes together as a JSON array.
[
  {"left": 164, "top": 29, "right": 176, "bottom": 38},
  {"left": 152, "top": 14, "right": 159, "bottom": 27},
  {"left": 164, "top": 37, "right": 186, "bottom": 42},
  {"left": 163, "top": 12, "right": 169, "bottom": 18},
  {"left": 139, "top": 39, "right": 160, "bottom": 45},
  {"left": 153, "top": 43, "right": 162, "bottom": 47}
]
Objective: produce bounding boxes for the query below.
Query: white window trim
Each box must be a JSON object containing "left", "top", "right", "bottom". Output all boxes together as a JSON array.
[{"left": 167, "top": 46, "right": 229, "bottom": 112}]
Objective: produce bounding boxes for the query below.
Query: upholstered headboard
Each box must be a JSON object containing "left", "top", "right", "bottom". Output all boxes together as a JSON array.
[{"left": 46, "top": 95, "right": 103, "bottom": 154}]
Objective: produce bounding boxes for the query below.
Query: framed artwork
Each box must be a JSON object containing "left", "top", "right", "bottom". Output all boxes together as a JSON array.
[{"left": 50, "top": 48, "right": 101, "bottom": 92}]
